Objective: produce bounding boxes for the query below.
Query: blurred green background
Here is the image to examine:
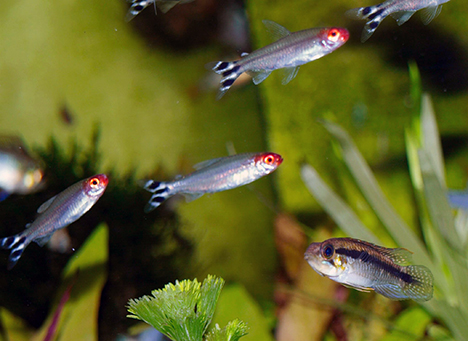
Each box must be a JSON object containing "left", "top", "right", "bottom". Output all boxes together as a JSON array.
[{"left": 0, "top": 0, "right": 467, "bottom": 339}]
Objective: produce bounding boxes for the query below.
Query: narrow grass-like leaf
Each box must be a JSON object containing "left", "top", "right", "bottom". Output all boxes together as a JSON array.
[
  {"left": 418, "top": 150, "right": 461, "bottom": 251},
  {"left": 420, "top": 94, "right": 445, "bottom": 187},
  {"left": 454, "top": 209, "right": 468, "bottom": 247},
  {"left": 301, "top": 164, "right": 380, "bottom": 244},
  {"left": 321, "top": 120, "right": 432, "bottom": 267}
]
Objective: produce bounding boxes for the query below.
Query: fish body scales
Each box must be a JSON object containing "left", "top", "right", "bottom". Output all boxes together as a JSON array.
[
  {"left": 0, "top": 175, "right": 108, "bottom": 269},
  {"left": 173, "top": 153, "right": 262, "bottom": 193},
  {"left": 240, "top": 29, "right": 325, "bottom": 72},
  {"left": 141, "top": 153, "right": 283, "bottom": 211}
]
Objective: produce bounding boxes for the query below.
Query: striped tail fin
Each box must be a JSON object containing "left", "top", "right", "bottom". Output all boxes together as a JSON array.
[
  {"left": 208, "top": 61, "right": 241, "bottom": 100},
  {"left": 346, "top": 6, "right": 389, "bottom": 42},
  {"left": 1, "top": 234, "right": 28, "bottom": 270},
  {"left": 126, "top": 0, "right": 155, "bottom": 22},
  {"left": 140, "top": 180, "right": 171, "bottom": 212}
]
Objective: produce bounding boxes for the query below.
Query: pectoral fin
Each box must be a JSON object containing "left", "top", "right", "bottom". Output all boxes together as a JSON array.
[
  {"left": 281, "top": 66, "right": 300, "bottom": 85},
  {"left": 420, "top": 5, "right": 442, "bottom": 25}
]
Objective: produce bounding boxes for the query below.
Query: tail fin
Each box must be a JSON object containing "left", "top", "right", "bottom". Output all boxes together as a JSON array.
[
  {"left": 1, "top": 234, "right": 28, "bottom": 270},
  {"left": 126, "top": 0, "right": 154, "bottom": 22},
  {"left": 207, "top": 61, "right": 242, "bottom": 100},
  {"left": 140, "top": 180, "right": 171, "bottom": 212},
  {"left": 346, "top": 6, "right": 388, "bottom": 42}
]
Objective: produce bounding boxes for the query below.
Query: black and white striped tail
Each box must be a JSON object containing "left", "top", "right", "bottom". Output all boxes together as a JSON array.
[
  {"left": 1, "top": 234, "right": 28, "bottom": 270},
  {"left": 210, "top": 61, "right": 241, "bottom": 100},
  {"left": 126, "top": 0, "right": 154, "bottom": 22},
  {"left": 346, "top": 5, "right": 388, "bottom": 42},
  {"left": 140, "top": 180, "right": 171, "bottom": 212}
]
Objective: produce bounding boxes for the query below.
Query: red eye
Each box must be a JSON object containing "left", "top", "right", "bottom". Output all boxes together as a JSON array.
[
  {"left": 263, "top": 154, "right": 275, "bottom": 165},
  {"left": 90, "top": 177, "right": 100, "bottom": 187},
  {"left": 327, "top": 28, "right": 340, "bottom": 42}
]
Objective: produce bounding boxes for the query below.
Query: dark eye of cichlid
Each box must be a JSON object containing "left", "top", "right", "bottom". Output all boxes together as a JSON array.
[{"left": 322, "top": 244, "right": 334, "bottom": 259}]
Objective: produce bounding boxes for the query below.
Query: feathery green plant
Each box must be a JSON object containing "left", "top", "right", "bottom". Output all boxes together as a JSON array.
[
  {"left": 127, "top": 275, "right": 249, "bottom": 341},
  {"left": 300, "top": 64, "right": 468, "bottom": 340}
]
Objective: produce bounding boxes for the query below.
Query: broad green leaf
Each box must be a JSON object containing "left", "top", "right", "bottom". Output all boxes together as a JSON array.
[
  {"left": 300, "top": 164, "right": 380, "bottom": 244},
  {"left": 380, "top": 307, "right": 431, "bottom": 341},
  {"left": 33, "top": 223, "right": 109, "bottom": 341},
  {"left": 211, "top": 284, "right": 274, "bottom": 341},
  {"left": 0, "top": 308, "right": 34, "bottom": 341}
]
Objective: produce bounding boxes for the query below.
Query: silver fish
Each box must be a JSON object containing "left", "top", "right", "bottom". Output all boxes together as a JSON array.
[
  {"left": 208, "top": 20, "right": 349, "bottom": 100},
  {"left": 0, "top": 174, "right": 108, "bottom": 269},
  {"left": 346, "top": 0, "right": 450, "bottom": 42},
  {"left": 141, "top": 152, "right": 283, "bottom": 212},
  {"left": 125, "top": 0, "right": 194, "bottom": 21},
  {"left": 0, "top": 137, "right": 43, "bottom": 201},
  {"left": 304, "top": 237, "right": 433, "bottom": 301}
]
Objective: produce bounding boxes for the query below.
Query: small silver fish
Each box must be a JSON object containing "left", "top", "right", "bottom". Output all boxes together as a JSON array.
[
  {"left": 304, "top": 237, "right": 433, "bottom": 301},
  {"left": 346, "top": 0, "right": 450, "bottom": 42},
  {"left": 0, "top": 137, "right": 43, "bottom": 201},
  {"left": 208, "top": 20, "right": 349, "bottom": 99},
  {"left": 0, "top": 174, "right": 108, "bottom": 269},
  {"left": 141, "top": 152, "right": 283, "bottom": 212},
  {"left": 125, "top": 0, "right": 194, "bottom": 21}
]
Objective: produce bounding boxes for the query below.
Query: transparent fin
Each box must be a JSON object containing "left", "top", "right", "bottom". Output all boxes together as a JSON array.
[
  {"left": 182, "top": 192, "right": 204, "bottom": 202},
  {"left": 373, "top": 283, "right": 407, "bottom": 300},
  {"left": 37, "top": 195, "right": 57, "bottom": 213},
  {"left": 34, "top": 234, "right": 52, "bottom": 247},
  {"left": 390, "top": 11, "right": 415, "bottom": 26},
  {"left": 262, "top": 20, "right": 291, "bottom": 42},
  {"left": 193, "top": 157, "right": 224, "bottom": 170},
  {"left": 402, "top": 265, "right": 434, "bottom": 302},
  {"left": 345, "top": 7, "right": 367, "bottom": 20},
  {"left": 156, "top": 0, "right": 179, "bottom": 13},
  {"left": 420, "top": 5, "right": 442, "bottom": 25},
  {"left": 281, "top": 66, "right": 299, "bottom": 85},
  {"left": 249, "top": 70, "right": 272, "bottom": 85}
]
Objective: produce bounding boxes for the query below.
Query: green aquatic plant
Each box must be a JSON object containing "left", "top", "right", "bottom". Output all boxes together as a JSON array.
[
  {"left": 127, "top": 275, "right": 249, "bottom": 341},
  {"left": 300, "top": 66, "right": 468, "bottom": 339}
]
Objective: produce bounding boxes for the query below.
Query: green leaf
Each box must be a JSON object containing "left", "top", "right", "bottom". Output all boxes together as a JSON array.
[
  {"left": 32, "top": 223, "right": 109, "bottom": 341},
  {"left": 300, "top": 164, "right": 380, "bottom": 244},
  {"left": 0, "top": 308, "right": 34, "bottom": 341},
  {"left": 205, "top": 319, "right": 249, "bottom": 341},
  {"left": 321, "top": 119, "right": 433, "bottom": 268},
  {"left": 380, "top": 307, "right": 431, "bottom": 341},
  {"left": 211, "top": 284, "right": 274, "bottom": 341},
  {"left": 127, "top": 275, "right": 224, "bottom": 341}
]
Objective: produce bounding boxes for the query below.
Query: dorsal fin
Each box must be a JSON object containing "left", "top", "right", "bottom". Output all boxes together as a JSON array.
[
  {"left": 193, "top": 157, "right": 225, "bottom": 170},
  {"left": 262, "top": 20, "right": 291, "bottom": 42},
  {"left": 37, "top": 195, "right": 57, "bottom": 213}
]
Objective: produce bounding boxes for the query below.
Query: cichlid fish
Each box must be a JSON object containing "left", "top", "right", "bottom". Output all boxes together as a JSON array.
[
  {"left": 125, "top": 0, "right": 194, "bottom": 21},
  {"left": 208, "top": 20, "right": 349, "bottom": 99},
  {"left": 304, "top": 237, "right": 433, "bottom": 301},
  {"left": 346, "top": 0, "right": 450, "bottom": 42},
  {"left": 0, "top": 137, "right": 43, "bottom": 201},
  {"left": 0, "top": 174, "right": 108, "bottom": 269},
  {"left": 141, "top": 152, "right": 283, "bottom": 212}
]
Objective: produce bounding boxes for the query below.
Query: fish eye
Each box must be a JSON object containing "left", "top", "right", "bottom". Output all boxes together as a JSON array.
[
  {"left": 90, "top": 177, "right": 100, "bottom": 187},
  {"left": 263, "top": 154, "right": 275, "bottom": 165},
  {"left": 327, "top": 29, "right": 340, "bottom": 42},
  {"left": 322, "top": 244, "right": 334, "bottom": 259}
]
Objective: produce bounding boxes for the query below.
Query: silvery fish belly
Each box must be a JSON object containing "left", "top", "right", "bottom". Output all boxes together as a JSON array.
[
  {"left": 0, "top": 138, "right": 44, "bottom": 201},
  {"left": 208, "top": 20, "right": 349, "bottom": 99},
  {"left": 346, "top": 0, "right": 450, "bottom": 42},
  {"left": 141, "top": 152, "right": 283, "bottom": 212},
  {"left": 0, "top": 174, "right": 108, "bottom": 269},
  {"left": 304, "top": 237, "right": 433, "bottom": 302}
]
